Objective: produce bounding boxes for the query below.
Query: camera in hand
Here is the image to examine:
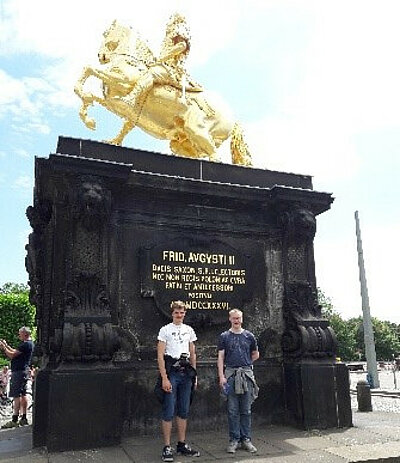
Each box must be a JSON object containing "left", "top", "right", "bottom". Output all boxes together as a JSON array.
[{"left": 172, "top": 353, "right": 190, "bottom": 369}]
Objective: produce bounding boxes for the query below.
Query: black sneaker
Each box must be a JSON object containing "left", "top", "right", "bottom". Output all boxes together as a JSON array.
[
  {"left": 19, "top": 417, "right": 29, "bottom": 426},
  {"left": 176, "top": 442, "right": 200, "bottom": 457},
  {"left": 162, "top": 445, "right": 174, "bottom": 462}
]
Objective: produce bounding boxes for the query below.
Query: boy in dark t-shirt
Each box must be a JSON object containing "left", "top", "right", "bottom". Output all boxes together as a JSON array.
[
  {"left": 0, "top": 327, "right": 34, "bottom": 427},
  {"left": 218, "top": 309, "right": 259, "bottom": 454}
]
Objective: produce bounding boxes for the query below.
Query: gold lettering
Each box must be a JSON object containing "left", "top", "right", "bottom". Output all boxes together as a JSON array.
[
  {"left": 188, "top": 292, "right": 212, "bottom": 299},
  {"left": 165, "top": 282, "right": 183, "bottom": 290},
  {"left": 184, "top": 301, "right": 230, "bottom": 310},
  {"left": 173, "top": 266, "right": 196, "bottom": 274},
  {"left": 152, "top": 264, "right": 171, "bottom": 272},
  {"left": 150, "top": 250, "right": 245, "bottom": 310},
  {"left": 163, "top": 251, "right": 186, "bottom": 262}
]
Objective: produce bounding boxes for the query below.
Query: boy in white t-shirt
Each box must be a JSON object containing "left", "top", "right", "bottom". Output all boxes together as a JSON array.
[{"left": 157, "top": 300, "right": 200, "bottom": 462}]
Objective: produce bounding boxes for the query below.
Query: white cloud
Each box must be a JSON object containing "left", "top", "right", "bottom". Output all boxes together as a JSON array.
[
  {"left": 245, "top": 116, "right": 361, "bottom": 181},
  {"left": 19, "top": 228, "right": 31, "bottom": 247},
  {"left": 13, "top": 175, "right": 33, "bottom": 191},
  {"left": 14, "top": 148, "right": 30, "bottom": 158},
  {"left": 315, "top": 218, "right": 400, "bottom": 323},
  {"left": 0, "top": 0, "right": 241, "bottom": 137},
  {"left": 0, "top": 0, "right": 240, "bottom": 64},
  {"left": 233, "top": 1, "right": 400, "bottom": 186},
  {"left": 0, "top": 70, "right": 52, "bottom": 134},
  {"left": 293, "top": 2, "right": 400, "bottom": 135}
]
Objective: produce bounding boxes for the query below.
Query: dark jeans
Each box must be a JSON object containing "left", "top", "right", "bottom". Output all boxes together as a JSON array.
[
  {"left": 162, "top": 369, "right": 192, "bottom": 422},
  {"left": 226, "top": 376, "right": 252, "bottom": 442},
  {"left": 9, "top": 370, "right": 28, "bottom": 398}
]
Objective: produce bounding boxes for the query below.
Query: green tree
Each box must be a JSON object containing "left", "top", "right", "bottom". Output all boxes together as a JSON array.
[
  {"left": 356, "top": 318, "right": 400, "bottom": 361},
  {"left": 0, "top": 283, "right": 36, "bottom": 366},
  {"left": 318, "top": 288, "right": 358, "bottom": 361}
]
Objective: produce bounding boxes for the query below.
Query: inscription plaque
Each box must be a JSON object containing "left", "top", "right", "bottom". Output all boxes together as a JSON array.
[{"left": 140, "top": 239, "right": 251, "bottom": 325}]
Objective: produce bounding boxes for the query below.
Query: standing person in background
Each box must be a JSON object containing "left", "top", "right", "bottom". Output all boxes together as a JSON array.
[
  {"left": 0, "top": 327, "right": 34, "bottom": 427},
  {"left": 217, "top": 309, "right": 259, "bottom": 454},
  {"left": 0, "top": 366, "right": 9, "bottom": 401},
  {"left": 157, "top": 300, "right": 200, "bottom": 462}
]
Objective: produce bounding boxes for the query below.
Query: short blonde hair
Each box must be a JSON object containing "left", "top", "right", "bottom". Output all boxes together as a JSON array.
[
  {"left": 170, "top": 300, "right": 187, "bottom": 312},
  {"left": 229, "top": 309, "right": 243, "bottom": 317}
]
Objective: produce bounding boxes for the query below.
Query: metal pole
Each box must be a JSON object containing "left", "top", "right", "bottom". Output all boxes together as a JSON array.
[{"left": 355, "top": 211, "right": 380, "bottom": 388}]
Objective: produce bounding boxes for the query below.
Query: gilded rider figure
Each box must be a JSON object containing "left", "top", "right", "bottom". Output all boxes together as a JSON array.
[
  {"left": 126, "top": 13, "right": 202, "bottom": 126},
  {"left": 74, "top": 14, "right": 252, "bottom": 165}
]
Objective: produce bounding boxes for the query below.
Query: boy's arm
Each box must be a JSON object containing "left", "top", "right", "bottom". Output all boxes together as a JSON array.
[
  {"left": 217, "top": 349, "right": 226, "bottom": 388},
  {"left": 157, "top": 341, "right": 172, "bottom": 393},
  {"left": 251, "top": 350, "right": 260, "bottom": 362},
  {"left": 189, "top": 341, "right": 196, "bottom": 369}
]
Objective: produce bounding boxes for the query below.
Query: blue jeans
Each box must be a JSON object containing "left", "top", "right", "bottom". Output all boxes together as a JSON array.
[
  {"left": 226, "top": 377, "right": 252, "bottom": 442},
  {"left": 162, "top": 369, "right": 192, "bottom": 422}
]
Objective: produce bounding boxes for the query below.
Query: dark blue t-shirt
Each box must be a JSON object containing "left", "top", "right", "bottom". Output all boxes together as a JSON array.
[
  {"left": 218, "top": 330, "right": 258, "bottom": 367},
  {"left": 11, "top": 340, "right": 34, "bottom": 371}
]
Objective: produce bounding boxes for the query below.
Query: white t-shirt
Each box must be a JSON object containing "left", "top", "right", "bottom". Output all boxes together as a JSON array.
[{"left": 158, "top": 322, "right": 197, "bottom": 359}]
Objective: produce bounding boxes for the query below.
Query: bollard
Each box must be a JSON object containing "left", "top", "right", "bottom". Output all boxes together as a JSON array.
[{"left": 357, "top": 379, "right": 372, "bottom": 412}]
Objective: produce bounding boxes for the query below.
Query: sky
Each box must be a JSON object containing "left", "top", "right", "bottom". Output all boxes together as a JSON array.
[{"left": 0, "top": 0, "right": 399, "bottom": 323}]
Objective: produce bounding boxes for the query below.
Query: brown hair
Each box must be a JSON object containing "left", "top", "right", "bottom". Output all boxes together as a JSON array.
[{"left": 170, "top": 300, "right": 187, "bottom": 312}]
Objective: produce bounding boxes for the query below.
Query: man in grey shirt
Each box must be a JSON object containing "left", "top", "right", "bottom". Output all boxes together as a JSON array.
[{"left": 217, "top": 309, "right": 259, "bottom": 454}]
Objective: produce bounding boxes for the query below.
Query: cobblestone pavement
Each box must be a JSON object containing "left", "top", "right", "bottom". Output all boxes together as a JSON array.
[
  {"left": 350, "top": 370, "right": 400, "bottom": 391},
  {"left": 0, "top": 396, "right": 33, "bottom": 429},
  {"left": 350, "top": 370, "right": 400, "bottom": 414}
]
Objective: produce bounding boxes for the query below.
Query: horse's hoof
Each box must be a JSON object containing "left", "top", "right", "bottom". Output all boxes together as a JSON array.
[
  {"left": 103, "top": 139, "right": 122, "bottom": 146},
  {"left": 85, "top": 118, "right": 96, "bottom": 130}
]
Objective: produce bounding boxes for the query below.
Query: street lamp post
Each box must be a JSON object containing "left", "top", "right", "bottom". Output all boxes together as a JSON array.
[{"left": 355, "top": 210, "right": 380, "bottom": 389}]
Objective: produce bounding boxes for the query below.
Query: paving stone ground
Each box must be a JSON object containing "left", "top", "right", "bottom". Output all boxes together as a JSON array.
[
  {"left": 0, "top": 371, "right": 400, "bottom": 462},
  {"left": 1, "top": 410, "right": 400, "bottom": 462}
]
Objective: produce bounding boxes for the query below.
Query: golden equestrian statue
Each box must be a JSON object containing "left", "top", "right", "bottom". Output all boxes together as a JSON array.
[{"left": 74, "top": 14, "right": 252, "bottom": 166}]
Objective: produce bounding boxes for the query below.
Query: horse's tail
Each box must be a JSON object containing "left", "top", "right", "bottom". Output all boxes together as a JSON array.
[{"left": 230, "top": 122, "right": 252, "bottom": 167}]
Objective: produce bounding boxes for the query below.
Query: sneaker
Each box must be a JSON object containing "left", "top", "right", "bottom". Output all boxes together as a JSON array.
[
  {"left": 241, "top": 439, "right": 257, "bottom": 453},
  {"left": 1, "top": 420, "right": 19, "bottom": 429},
  {"left": 19, "top": 417, "right": 29, "bottom": 426},
  {"left": 176, "top": 442, "right": 200, "bottom": 457},
  {"left": 162, "top": 445, "right": 174, "bottom": 462},
  {"left": 226, "top": 440, "right": 240, "bottom": 453}
]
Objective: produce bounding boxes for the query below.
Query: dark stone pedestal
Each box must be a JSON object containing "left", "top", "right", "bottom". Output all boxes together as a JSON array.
[
  {"left": 122, "top": 361, "right": 282, "bottom": 435},
  {"left": 33, "top": 369, "right": 123, "bottom": 451},
  {"left": 284, "top": 362, "right": 352, "bottom": 429},
  {"left": 26, "top": 136, "right": 351, "bottom": 450}
]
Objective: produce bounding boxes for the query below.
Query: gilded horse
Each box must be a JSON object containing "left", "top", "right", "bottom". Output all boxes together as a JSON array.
[{"left": 74, "top": 20, "right": 252, "bottom": 166}]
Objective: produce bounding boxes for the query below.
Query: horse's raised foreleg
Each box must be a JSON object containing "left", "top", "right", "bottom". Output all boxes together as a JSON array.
[
  {"left": 74, "top": 66, "right": 94, "bottom": 100},
  {"left": 74, "top": 66, "right": 99, "bottom": 129},
  {"left": 77, "top": 93, "right": 135, "bottom": 146},
  {"left": 105, "top": 120, "right": 135, "bottom": 146},
  {"left": 74, "top": 65, "right": 128, "bottom": 130},
  {"left": 79, "top": 101, "right": 96, "bottom": 130}
]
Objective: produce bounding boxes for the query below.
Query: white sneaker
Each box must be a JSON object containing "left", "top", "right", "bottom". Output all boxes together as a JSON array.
[
  {"left": 241, "top": 439, "right": 257, "bottom": 453},
  {"left": 226, "top": 441, "right": 240, "bottom": 453}
]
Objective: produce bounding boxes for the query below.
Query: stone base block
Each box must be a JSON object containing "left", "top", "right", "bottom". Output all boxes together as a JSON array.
[
  {"left": 284, "top": 362, "right": 352, "bottom": 429},
  {"left": 33, "top": 369, "right": 123, "bottom": 451}
]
